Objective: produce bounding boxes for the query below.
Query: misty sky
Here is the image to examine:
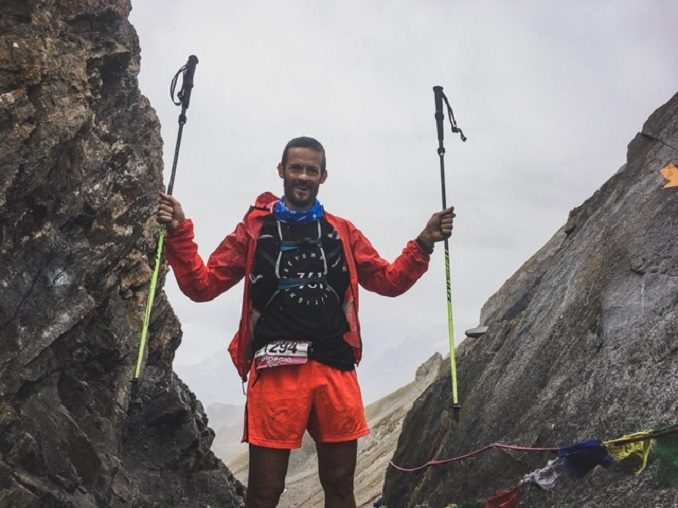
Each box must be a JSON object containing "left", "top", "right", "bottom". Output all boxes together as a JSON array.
[{"left": 129, "top": 1, "right": 678, "bottom": 404}]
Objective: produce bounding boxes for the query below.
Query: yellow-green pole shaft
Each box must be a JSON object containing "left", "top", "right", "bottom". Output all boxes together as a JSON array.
[
  {"left": 437, "top": 147, "right": 460, "bottom": 408},
  {"left": 132, "top": 56, "right": 198, "bottom": 386},
  {"left": 443, "top": 239, "right": 459, "bottom": 405},
  {"left": 134, "top": 228, "right": 166, "bottom": 380}
]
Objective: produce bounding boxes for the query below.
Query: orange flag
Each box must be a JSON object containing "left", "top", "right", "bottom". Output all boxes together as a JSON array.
[{"left": 660, "top": 164, "right": 678, "bottom": 188}]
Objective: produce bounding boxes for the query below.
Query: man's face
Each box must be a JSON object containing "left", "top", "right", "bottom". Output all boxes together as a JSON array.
[{"left": 278, "top": 147, "right": 327, "bottom": 211}]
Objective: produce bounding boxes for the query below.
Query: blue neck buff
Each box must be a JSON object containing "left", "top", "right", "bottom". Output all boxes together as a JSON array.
[{"left": 273, "top": 197, "right": 324, "bottom": 224}]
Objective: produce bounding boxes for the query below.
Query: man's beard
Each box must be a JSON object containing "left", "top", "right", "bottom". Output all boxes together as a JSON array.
[{"left": 283, "top": 178, "right": 318, "bottom": 210}]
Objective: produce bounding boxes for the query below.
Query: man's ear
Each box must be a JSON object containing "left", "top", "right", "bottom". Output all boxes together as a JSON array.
[
  {"left": 320, "top": 169, "right": 328, "bottom": 184},
  {"left": 277, "top": 163, "right": 285, "bottom": 179}
]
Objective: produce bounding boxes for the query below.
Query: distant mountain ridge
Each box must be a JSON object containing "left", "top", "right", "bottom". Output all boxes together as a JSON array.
[{"left": 206, "top": 402, "right": 248, "bottom": 464}]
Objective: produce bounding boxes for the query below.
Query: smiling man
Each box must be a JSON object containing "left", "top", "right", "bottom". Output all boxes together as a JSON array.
[{"left": 157, "top": 136, "right": 454, "bottom": 508}]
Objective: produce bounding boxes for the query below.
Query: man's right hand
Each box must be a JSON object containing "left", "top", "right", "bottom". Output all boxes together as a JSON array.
[{"left": 157, "top": 192, "right": 186, "bottom": 234}]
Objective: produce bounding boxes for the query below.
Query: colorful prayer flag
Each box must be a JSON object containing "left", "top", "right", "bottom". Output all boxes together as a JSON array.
[
  {"left": 483, "top": 486, "right": 520, "bottom": 508},
  {"left": 558, "top": 439, "right": 613, "bottom": 478},
  {"left": 653, "top": 424, "right": 678, "bottom": 487},
  {"left": 521, "top": 458, "right": 561, "bottom": 490},
  {"left": 604, "top": 431, "right": 653, "bottom": 475},
  {"left": 660, "top": 163, "right": 678, "bottom": 188}
]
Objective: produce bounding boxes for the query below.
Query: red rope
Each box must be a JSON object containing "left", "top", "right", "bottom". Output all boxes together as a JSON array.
[
  {"left": 389, "top": 425, "right": 678, "bottom": 473},
  {"left": 389, "top": 442, "right": 559, "bottom": 472}
]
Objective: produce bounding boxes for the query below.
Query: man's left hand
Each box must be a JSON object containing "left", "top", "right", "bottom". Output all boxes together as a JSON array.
[{"left": 418, "top": 206, "right": 455, "bottom": 250}]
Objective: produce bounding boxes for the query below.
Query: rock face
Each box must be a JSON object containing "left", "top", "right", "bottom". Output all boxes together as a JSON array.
[
  {"left": 0, "top": 1, "right": 244, "bottom": 506},
  {"left": 383, "top": 93, "right": 678, "bottom": 507}
]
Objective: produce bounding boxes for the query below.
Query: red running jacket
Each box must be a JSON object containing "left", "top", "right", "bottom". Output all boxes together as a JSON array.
[{"left": 164, "top": 192, "right": 431, "bottom": 381}]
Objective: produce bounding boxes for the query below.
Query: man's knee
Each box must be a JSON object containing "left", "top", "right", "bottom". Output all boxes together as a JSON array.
[
  {"left": 317, "top": 440, "right": 357, "bottom": 498},
  {"left": 319, "top": 464, "right": 355, "bottom": 494},
  {"left": 246, "top": 479, "right": 285, "bottom": 507}
]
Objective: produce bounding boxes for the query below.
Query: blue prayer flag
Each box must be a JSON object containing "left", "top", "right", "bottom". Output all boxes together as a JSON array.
[{"left": 558, "top": 439, "right": 613, "bottom": 478}]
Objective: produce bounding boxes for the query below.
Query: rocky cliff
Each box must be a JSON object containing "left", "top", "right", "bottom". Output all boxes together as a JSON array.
[
  {"left": 383, "top": 93, "right": 678, "bottom": 506},
  {"left": 0, "top": 1, "right": 244, "bottom": 506}
]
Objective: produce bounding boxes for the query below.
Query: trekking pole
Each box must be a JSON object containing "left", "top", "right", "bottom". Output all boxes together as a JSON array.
[
  {"left": 432, "top": 85, "right": 466, "bottom": 415},
  {"left": 131, "top": 55, "right": 199, "bottom": 391}
]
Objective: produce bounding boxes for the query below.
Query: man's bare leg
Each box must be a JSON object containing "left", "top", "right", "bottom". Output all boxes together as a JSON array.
[
  {"left": 246, "top": 445, "right": 291, "bottom": 508},
  {"left": 316, "top": 440, "right": 358, "bottom": 508}
]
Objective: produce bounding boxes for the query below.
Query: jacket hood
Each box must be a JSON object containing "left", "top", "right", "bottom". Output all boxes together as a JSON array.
[
  {"left": 242, "top": 192, "right": 279, "bottom": 220},
  {"left": 255, "top": 191, "right": 279, "bottom": 209}
]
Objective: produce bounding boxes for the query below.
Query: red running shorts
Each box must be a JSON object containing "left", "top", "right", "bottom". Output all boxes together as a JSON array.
[{"left": 243, "top": 360, "right": 369, "bottom": 449}]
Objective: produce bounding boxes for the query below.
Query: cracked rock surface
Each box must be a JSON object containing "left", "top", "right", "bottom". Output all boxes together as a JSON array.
[
  {"left": 383, "top": 94, "right": 678, "bottom": 507},
  {"left": 0, "top": 1, "right": 244, "bottom": 506}
]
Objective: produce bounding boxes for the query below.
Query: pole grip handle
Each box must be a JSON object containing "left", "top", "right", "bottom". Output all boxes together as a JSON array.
[
  {"left": 180, "top": 55, "right": 199, "bottom": 110},
  {"left": 433, "top": 85, "right": 445, "bottom": 144}
]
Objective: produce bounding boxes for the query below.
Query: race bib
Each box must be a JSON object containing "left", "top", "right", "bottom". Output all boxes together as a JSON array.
[{"left": 254, "top": 340, "right": 311, "bottom": 370}]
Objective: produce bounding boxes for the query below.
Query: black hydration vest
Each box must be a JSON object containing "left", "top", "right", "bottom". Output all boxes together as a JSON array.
[{"left": 249, "top": 216, "right": 354, "bottom": 370}]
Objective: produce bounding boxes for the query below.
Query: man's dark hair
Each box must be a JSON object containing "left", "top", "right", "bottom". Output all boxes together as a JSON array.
[{"left": 281, "top": 136, "right": 326, "bottom": 171}]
